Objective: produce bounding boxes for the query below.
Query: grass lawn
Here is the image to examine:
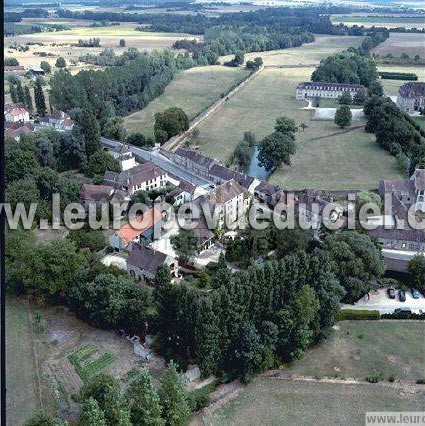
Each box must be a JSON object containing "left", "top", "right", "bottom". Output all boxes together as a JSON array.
[
  {"left": 284, "top": 321, "right": 425, "bottom": 381},
  {"left": 123, "top": 65, "right": 250, "bottom": 138},
  {"left": 192, "top": 66, "right": 404, "bottom": 190},
  {"left": 203, "top": 320, "right": 425, "bottom": 426},
  {"left": 6, "top": 298, "right": 42, "bottom": 425},
  {"left": 203, "top": 378, "right": 425, "bottom": 426}
]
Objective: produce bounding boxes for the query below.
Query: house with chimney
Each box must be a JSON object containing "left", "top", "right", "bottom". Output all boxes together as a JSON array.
[
  {"left": 4, "top": 103, "right": 30, "bottom": 123},
  {"left": 168, "top": 181, "right": 208, "bottom": 206},
  {"left": 103, "top": 162, "right": 168, "bottom": 196},
  {"left": 127, "top": 244, "right": 179, "bottom": 283},
  {"left": 105, "top": 144, "right": 137, "bottom": 171},
  {"left": 197, "top": 179, "right": 249, "bottom": 229}
]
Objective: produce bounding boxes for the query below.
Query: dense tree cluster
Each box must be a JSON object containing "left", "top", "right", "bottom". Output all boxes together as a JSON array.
[
  {"left": 258, "top": 117, "right": 297, "bottom": 172},
  {"left": 311, "top": 50, "right": 378, "bottom": 87},
  {"left": 49, "top": 50, "right": 178, "bottom": 118},
  {"left": 364, "top": 96, "right": 425, "bottom": 170},
  {"left": 154, "top": 107, "right": 189, "bottom": 144},
  {"left": 56, "top": 6, "right": 379, "bottom": 37},
  {"left": 154, "top": 247, "right": 346, "bottom": 381},
  {"left": 67, "top": 273, "right": 151, "bottom": 334},
  {"left": 74, "top": 362, "right": 190, "bottom": 426}
]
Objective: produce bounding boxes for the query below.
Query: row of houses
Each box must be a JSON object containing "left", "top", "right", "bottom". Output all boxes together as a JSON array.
[
  {"left": 4, "top": 103, "right": 75, "bottom": 141},
  {"left": 92, "top": 141, "right": 425, "bottom": 282}
]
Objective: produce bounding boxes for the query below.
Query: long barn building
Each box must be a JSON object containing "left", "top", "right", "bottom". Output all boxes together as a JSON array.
[{"left": 296, "top": 82, "right": 365, "bottom": 100}]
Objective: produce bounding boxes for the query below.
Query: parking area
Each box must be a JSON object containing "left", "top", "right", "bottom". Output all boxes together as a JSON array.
[{"left": 341, "top": 287, "right": 425, "bottom": 314}]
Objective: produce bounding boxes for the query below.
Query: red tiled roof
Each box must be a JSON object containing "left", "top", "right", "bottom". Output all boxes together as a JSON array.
[
  {"left": 116, "top": 208, "right": 162, "bottom": 244},
  {"left": 7, "top": 107, "right": 28, "bottom": 116}
]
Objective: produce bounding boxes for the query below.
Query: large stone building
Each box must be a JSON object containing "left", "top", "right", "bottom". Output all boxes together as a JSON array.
[
  {"left": 295, "top": 82, "right": 365, "bottom": 100},
  {"left": 103, "top": 162, "right": 168, "bottom": 196},
  {"left": 197, "top": 179, "right": 249, "bottom": 229},
  {"left": 164, "top": 147, "right": 259, "bottom": 193},
  {"left": 396, "top": 82, "right": 425, "bottom": 114},
  {"left": 379, "top": 168, "right": 425, "bottom": 216}
]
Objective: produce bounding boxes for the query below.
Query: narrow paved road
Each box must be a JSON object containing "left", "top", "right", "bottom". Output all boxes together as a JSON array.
[{"left": 101, "top": 137, "right": 212, "bottom": 186}]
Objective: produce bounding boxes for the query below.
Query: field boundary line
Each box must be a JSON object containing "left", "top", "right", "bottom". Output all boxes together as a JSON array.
[
  {"left": 162, "top": 65, "right": 265, "bottom": 151},
  {"left": 27, "top": 300, "right": 44, "bottom": 413}
]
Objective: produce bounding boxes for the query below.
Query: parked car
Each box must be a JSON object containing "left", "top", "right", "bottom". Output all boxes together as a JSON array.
[
  {"left": 398, "top": 290, "right": 406, "bottom": 302},
  {"left": 387, "top": 287, "right": 396, "bottom": 299},
  {"left": 394, "top": 308, "right": 412, "bottom": 315},
  {"left": 411, "top": 288, "right": 421, "bottom": 299}
]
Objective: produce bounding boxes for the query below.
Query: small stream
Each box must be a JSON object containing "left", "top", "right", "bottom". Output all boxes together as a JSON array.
[{"left": 242, "top": 145, "right": 270, "bottom": 181}]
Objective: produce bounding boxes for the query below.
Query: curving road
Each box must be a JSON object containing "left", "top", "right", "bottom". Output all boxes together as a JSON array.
[{"left": 101, "top": 137, "right": 212, "bottom": 187}]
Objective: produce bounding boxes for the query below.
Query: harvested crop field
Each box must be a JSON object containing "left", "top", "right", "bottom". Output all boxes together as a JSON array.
[{"left": 372, "top": 32, "right": 425, "bottom": 58}]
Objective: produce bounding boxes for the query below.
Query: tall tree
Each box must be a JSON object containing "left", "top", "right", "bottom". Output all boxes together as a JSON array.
[
  {"left": 159, "top": 361, "right": 190, "bottom": 426},
  {"left": 9, "top": 82, "right": 18, "bottom": 103},
  {"left": 24, "top": 85, "right": 33, "bottom": 113},
  {"left": 334, "top": 105, "right": 352, "bottom": 128},
  {"left": 16, "top": 80, "right": 25, "bottom": 104},
  {"left": 195, "top": 298, "right": 221, "bottom": 377},
  {"left": 126, "top": 371, "right": 164, "bottom": 426},
  {"left": 257, "top": 131, "right": 296, "bottom": 171},
  {"left": 34, "top": 77, "right": 47, "bottom": 116},
  {"left": 102, "top": 385, "right": 131, "bottom": 426},
  {"left": 55, "top": 56, "right": 67, "bottom": 68},
  {"left": 171, "top": 228, "right": 198, "bottom": 263},
  {"left": 79, "top": 397, "right": 107, "bottom": 426},
  {"left": 408, "top": 254, "right": 425, "bottom": 292},
  {"left": 79, "top": 107, "right": 101, "bottom": 158}
]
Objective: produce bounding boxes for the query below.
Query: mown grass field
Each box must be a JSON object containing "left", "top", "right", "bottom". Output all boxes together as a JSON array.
[
  {"left": 123, "top": 65, "right": 250, "bottom": 138},
  {"left": 202, "top": 320, "right": 425, "bottom": 426},
  {"left": 284, "top": 321, "right": 425, "bottom": 381},
  {"left": 192, "top": 64, "right": 404, "bottom": 190},
  {"left": 203, "top": 378, "right": 425, "bottom": 426},
  {"left": 372, "top": 32, "right": 425, "bottom": 58},
  {"left": 6, "top": 298, "right": 42, "bottom": 425}
]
